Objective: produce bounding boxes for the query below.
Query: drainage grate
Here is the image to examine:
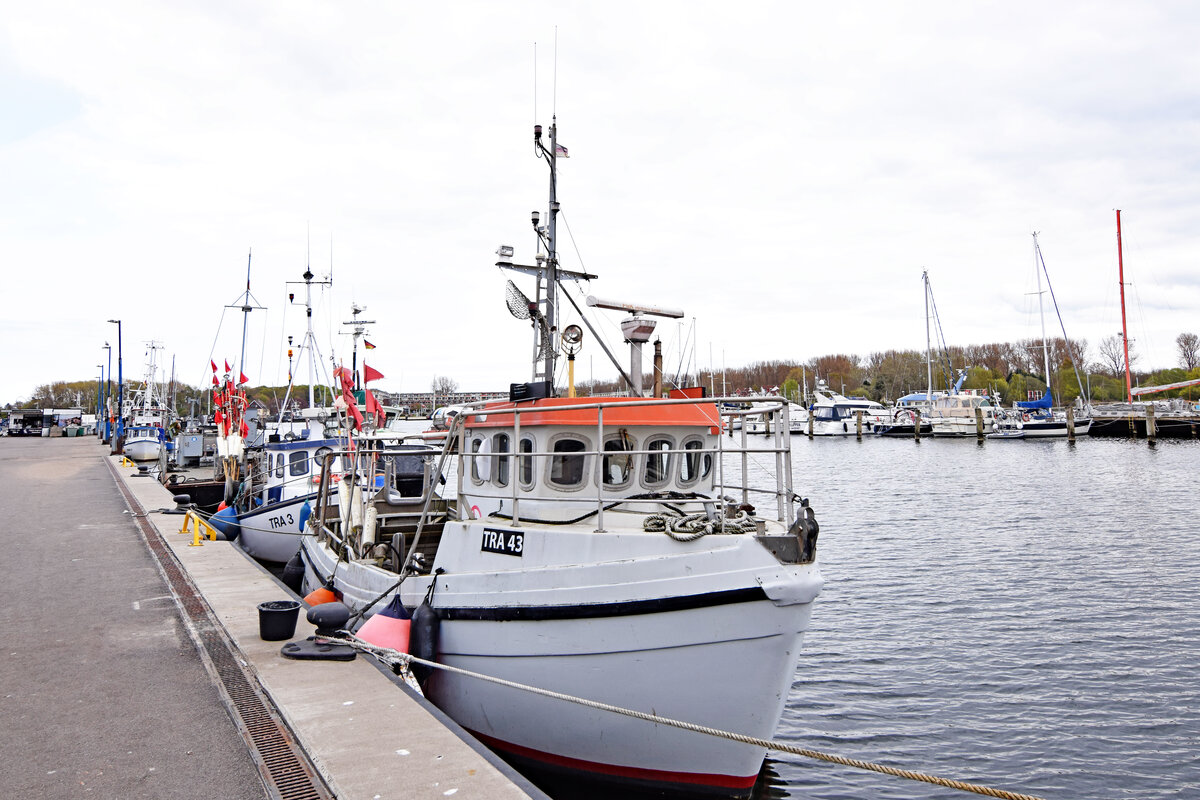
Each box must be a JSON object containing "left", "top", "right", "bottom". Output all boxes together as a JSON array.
[{"left": 107, "top": 459, "right": 333, "bottom": 800}]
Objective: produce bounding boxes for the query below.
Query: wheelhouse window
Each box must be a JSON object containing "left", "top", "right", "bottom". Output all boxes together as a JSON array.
[
  {"left": 469, "top": 437, "right": 488, "bottom": 484},
  {"left": 602, "top": 432, "right": 635, "bottom": 488},
  {"left": 492, "top": 433, "right": 510, "bottom": 487},
  {"left": 313, "top": 448, "right": 333, "bottom": 478},
  {"left": 274, "top": 453, "right": 285, "bottom": 478},
  {"left": 289, "top": 450, "right": 308, "bottom": 477},
  {"left": 679, "top": 438, "right": 710, "bottom": 485},
  {"left": 519, "top": 437, "right": 535, "bottom": 488},
  {"left": 548, "top": 436, "right": 588, "bottom": 488},
  {"left": 643, "top": 437, "right": 673, "bottom": 488}
]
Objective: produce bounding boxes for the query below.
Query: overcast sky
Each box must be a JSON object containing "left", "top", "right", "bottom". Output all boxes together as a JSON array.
[{"left": 4, "top": 2, "right": 1199, "bottom": 406}]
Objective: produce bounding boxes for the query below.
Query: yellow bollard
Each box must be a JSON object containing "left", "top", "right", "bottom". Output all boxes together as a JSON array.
[{"left": 181, "top": 510, "right": 217, "bottom": 546}]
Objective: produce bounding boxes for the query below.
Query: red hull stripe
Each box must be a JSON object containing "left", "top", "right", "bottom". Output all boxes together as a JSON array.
[{"left": 468, "top": 729, "right": 758, "bottom": 790}]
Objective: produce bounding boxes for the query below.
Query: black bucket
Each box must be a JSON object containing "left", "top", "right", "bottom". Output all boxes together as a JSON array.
[{"left": 258, "top": 600, "right": 302, "bottom": 641}]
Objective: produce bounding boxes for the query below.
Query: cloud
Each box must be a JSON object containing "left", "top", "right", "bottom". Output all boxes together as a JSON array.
[{"left": 3, "top": 2, "right": 1200, "bottom": 405}]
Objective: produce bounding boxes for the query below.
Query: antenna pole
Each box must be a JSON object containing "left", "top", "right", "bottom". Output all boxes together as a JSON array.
[
  {"left": 545, "top": 118, "right": 560, "bottom": 390},
  {"left": 1116, "top": 209, "right": 1133, "bottom": 403},
  {"left": 239, "top": 250, "right": 252, "bottom": 377}
]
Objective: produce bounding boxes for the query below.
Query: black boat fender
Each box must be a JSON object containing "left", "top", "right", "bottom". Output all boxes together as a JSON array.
[
  {"left": 410, "top": 574, "right": 442, "bottom": 687},
  {"left": 281, "top": 552, "right": 305, "bottom": 594}
]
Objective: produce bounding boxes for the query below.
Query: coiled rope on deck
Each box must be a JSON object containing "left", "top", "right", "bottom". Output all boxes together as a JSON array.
[
  {"left": 328, "top": 634, "right": 1046, "bottom": 800},
  {"left": 643, "top": 510, "right": 758, "bottom": 541}
]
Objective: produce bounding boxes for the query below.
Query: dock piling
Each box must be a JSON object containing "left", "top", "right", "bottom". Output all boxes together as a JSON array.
[
  {"left": 856, "top": 411, "right": 863, "bottom": 440},
  {"left": 1067, "top": 407, "right": 1075, "bottom": 442},
  {"left": 1147, "top": 404, "right": 1157, "bottom": 443},
  {"left": 914, "top": 410, "right": 922, "bottom": 441}
]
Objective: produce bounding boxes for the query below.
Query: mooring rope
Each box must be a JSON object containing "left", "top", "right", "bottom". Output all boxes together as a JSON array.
[
  {"left": 643, "top": 509, "right": 758, "bottom": 541},
  {"left": 324, "top": 633, "right": 1047, "bottom": 800}
]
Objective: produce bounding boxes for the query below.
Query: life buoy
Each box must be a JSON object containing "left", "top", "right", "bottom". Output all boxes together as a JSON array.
[{"left": 1022, "top": 413, "right": 1031, "bottom": 422}]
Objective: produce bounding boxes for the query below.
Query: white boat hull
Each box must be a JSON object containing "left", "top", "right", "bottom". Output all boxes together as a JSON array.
[
  {"left": 123, "top": 438, "right": 163, "bottom": 461},
  {"left": 237, "top": 493, "right": 315, "bottom": 564},
  {"left": 1011, "top": 418, "right": 1092, "bottom": 438},
  {"left": 301, "top": 521, "right": 821, "bottom": 794}
]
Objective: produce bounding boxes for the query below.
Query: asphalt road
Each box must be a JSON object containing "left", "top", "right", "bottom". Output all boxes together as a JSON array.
[{"left": 0, "top": 435, "right": 267, "bottom": 799}]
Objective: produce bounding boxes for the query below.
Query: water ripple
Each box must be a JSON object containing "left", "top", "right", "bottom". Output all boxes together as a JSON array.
[{"left": 754, "top": 437, "right": 1200, "bottom": 800}]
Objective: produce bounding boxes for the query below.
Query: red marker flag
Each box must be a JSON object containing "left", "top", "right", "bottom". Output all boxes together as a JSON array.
[
  {"left": 364, "top": 387, "right": 381, "bottom": 420},
  {"left": 212, "top": 374, "right": 219, "bottom": 386},
  {"left": 363, "top": 362, "right": 384, "bottom": 383},
  {"left": 239, "top": 371, "right": 248, "bottom": 386},
  {"left": 224, "top": 359, "right": 231, "bottom": 373},
  {"left": 210, "top": 359, "right": 218, "bottom": 373}
]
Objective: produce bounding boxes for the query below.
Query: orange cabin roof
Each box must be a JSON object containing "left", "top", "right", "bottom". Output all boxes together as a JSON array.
[{"left": 462, "top": 396, "right": 723, "bottom": 430}]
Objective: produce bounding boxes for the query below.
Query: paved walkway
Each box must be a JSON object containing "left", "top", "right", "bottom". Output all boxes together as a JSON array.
[{"left": 0, "top": 436, "right": 267, "bottom": 799}]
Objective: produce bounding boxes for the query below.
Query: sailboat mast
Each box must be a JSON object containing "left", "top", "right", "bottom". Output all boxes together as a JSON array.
[
  {"left": 1033, "top": 233, "right": 1052, "bottom": 400},
  {"left": 1116, "top": 209, "right": 1133, "bottom": 403},
  {"left": 923, "top": 270, "right": 932, "bottom": 402}
]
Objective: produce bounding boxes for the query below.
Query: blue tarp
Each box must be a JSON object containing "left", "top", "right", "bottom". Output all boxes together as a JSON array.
[{"left": 1015, "top": 389, "right": 1053, "bottom": 410}]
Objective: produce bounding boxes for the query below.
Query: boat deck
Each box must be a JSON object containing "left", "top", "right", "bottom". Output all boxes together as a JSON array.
[{"left": 0, "top": 435, "right": 544, "bottom": 800}]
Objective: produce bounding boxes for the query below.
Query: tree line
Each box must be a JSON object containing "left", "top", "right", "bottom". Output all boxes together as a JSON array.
[
  {"left": 581, "top": 332, "right": 1200, "bottom": 405},
  {"left": 10, "top": 333, "right": 1200, "bottom": 412}
]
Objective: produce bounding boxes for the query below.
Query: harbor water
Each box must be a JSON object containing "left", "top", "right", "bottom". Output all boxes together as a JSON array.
[
  {"left": 282, "top": 421, "right": 1198, "bottom": 799},
  {"left": 762, "top": 435, "right": 1200, "bottom": 799}
]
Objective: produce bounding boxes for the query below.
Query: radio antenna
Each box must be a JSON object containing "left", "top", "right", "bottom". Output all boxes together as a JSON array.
[
  {"left": 533, "top": 41, "right": 538, "bottom": 125},
  {"left": 553, "top": 27, "right": 558, "bottom": 116}
]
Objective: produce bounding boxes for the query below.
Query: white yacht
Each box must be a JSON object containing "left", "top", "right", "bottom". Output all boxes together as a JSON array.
[{"left": 807, "top": 383, "right": 889, "bottom": 435}]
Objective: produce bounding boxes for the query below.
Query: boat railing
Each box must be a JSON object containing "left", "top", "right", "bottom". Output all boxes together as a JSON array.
[{"left": 452, "top": 394, "right": 797, "bottom": 532}]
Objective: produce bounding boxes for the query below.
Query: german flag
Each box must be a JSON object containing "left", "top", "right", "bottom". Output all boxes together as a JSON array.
[{"left": 364, "top": 340, "right": 376, "bottom": 350}]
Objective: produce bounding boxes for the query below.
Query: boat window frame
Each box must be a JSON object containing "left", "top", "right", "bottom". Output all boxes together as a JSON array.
[
  {"left": 640, "top": 434, "right": 675, "bottom": 490},
  {"left": 601, "top": 431, "right": 637, "bottom": 490},
  {"left": 678, "top": 436, "right": 710, "bottom": 487},
  {"left": 545, "top": 432, "right": 591, "bottom": 492},
  {"left": 289, "top": 450, "right": 308, "bottom": 477},
  {"left": 492, "top": 432, "right": 511, "bottom": 488},
  {"left": 274, "top": 453, "right": 285, "bottom": 478},
  {"left": 469, "top": 436, "right": 490, "bottom": 484},
  {"left": 518, "top": 436, "right": 536, "bottom": 489}
]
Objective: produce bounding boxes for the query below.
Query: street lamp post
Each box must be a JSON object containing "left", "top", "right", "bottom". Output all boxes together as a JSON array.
[
  {"left": 107, "top": 319, "right": 123, "bottom": 448},
  {"left": 102, "top": 342, "right": 112, "bottom": 442},
  {"left": 96, "top": 365, "right": 104, "bottom": 437}
]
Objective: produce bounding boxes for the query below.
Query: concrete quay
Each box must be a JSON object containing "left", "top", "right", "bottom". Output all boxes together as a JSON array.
[{"left": 0, "top": 436, "right": 544, "bottom": 800}]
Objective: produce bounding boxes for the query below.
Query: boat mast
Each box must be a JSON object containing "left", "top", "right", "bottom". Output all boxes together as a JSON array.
[
  {"left": 1033, "top": 233, "right": 1052, "bottom": 402},
  {"left": 227, "top": 249, "right": 264, "bottom": 386},
  {"left": 537, "top": 119, "right": 561, "bottom": 389},
  {"left": 923, "top": 270, "right": 932, "bottom": 403},
  {"left": 280, "top": 266, "right": 333, "bottom": 413},
  {"left": 1116, "top": 209, "right": 1133, "bottom": 403}
]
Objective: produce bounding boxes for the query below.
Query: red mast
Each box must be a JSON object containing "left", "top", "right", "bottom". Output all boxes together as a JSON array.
[{"left": 1116, "top": 209, "right": 1133, "bottom": 403}]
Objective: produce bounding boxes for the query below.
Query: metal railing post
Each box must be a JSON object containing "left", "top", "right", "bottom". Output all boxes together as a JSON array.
[{"left": 595, "top": 406, "right": 605, "bottom": 532}]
